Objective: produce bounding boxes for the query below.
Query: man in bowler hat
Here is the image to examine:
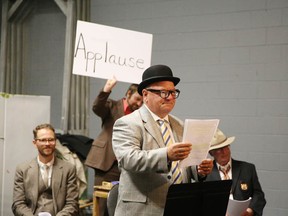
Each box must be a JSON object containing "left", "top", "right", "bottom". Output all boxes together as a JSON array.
[{"left": 112, "top": 64, "right": 214, "bottom": 216}]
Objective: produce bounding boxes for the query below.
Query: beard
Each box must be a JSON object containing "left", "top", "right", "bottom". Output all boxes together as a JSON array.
[{"left": 39, "top": 147, "right": 55, "bottom": 157}]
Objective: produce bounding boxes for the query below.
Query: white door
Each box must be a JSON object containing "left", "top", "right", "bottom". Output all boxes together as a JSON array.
[{"left": 0, "top": 94, "right": 50, "bottom": 216}]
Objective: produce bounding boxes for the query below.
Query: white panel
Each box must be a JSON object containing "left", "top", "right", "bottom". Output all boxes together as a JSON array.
[
  {"left": 0, "top": 96, "right": 4, "bottom": 138},
  {"left": 0, "top": 96, "right": 6, "bottom": 215},
  {"left": 0, "top": 138, "right": 3, "bottom": 215},
  {"left": 0, "top": 94, "right": 50, "bottom": 216}
]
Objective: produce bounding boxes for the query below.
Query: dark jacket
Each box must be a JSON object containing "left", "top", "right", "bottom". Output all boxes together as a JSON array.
[{"left": 205, "top": 159, "right": 266, "bottom": 216}]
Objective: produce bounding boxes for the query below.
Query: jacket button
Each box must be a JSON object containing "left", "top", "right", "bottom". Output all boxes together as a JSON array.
[{"left": 167, "top": 175, "right": 171, "bottom": 179}]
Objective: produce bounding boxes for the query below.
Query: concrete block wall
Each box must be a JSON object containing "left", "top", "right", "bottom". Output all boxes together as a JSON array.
[
  {"left": 23, "top": 0, "right": 65, "bottom": 128},
  {"left": 89, "top": 0, "right": 288, "bottom": 215}
]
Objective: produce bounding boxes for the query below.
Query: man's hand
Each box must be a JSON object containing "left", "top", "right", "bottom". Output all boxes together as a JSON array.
[
  {"left": 197, "top": 159, "right": 213, "bottom": 176},
  {"left": 241, "top": 208, "right": 254, "bottom": 216},
  {"left": 103, "top": 76, "right": 117, "bottom": 92},
  {"left": 167, "top": 142, "right": 192, "bottom": 161}
]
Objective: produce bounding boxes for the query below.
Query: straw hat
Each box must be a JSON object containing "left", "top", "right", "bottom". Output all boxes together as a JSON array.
[{"left": 209, "top": 129, "right": 235, "bottom": 151}]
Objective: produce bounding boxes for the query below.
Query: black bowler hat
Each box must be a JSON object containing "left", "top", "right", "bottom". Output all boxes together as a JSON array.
[{"left": 137, "top": 65, "right": 180, "bottom": 95}]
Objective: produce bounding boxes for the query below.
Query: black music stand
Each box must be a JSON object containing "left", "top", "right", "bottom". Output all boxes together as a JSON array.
[{"left": 164, "top": 180, "right": 232, "bottom": 216}]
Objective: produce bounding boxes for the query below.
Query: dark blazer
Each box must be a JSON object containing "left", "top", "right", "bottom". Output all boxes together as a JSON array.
[
  {"left": 205, "top": 159, "right": 266, "bottom": 216},
  {"left": 85, "top": 91, "right": 125, "bottom": 171},
  {"left": 12, "top": 157, "right": 79, "bottom": 216}
]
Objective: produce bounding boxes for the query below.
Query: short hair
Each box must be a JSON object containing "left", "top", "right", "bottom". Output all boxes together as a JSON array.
[
  {"left": 33, "top": 123, "right": 55, "bottom": 139},
  {"left": 125, "top": 84, "right": 139, "bottom": 96}
]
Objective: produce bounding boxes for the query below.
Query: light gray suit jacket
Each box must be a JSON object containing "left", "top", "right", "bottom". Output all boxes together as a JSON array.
[
  {"left": 112, "top": 105, "right": 198, "bottom": 216},
  {"left": 12, "top": 157, "right": 79, "bottom": 216}
]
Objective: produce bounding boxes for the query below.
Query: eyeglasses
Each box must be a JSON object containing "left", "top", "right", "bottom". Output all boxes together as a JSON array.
[
  {"left": 146, "top": 89, "right": 180, "bottom": 99},
  {"left": 35, "top": 138, "right": 56, "bottom": 144}
]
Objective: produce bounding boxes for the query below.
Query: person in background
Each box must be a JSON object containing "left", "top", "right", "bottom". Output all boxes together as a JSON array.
[
  {"left": 206, "top": 129, "right": 266, "bottom": 216},
  {"left": 112, "top": 64, "right": 213, "bottom": 216},
  {"left": 85, "top": 77, "right": 143, "bottom": 216},
  {"left": 12, "top": 123, "right": 79, "bottom": 216}
]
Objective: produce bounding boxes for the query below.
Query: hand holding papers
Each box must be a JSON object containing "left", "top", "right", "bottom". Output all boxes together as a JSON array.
[{"left": 179, "top": 119, "right": 219, "bottom": 168}]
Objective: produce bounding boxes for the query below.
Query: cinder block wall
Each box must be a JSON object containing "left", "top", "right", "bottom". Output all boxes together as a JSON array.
[{"left": 89, "top": 1, "right": 288, "bottom": 215}]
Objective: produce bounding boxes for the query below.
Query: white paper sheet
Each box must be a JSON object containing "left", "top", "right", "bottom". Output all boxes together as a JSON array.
[
  {"left": 179, "top": 119, "right": 219, "bottom": 167},
  {"left": 226, "top": 197, "right": 252, "bottom": 216}
]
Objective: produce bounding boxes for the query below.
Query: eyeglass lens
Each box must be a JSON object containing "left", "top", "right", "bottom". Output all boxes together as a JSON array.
[
  {"left": 36, "top": 138, "right": 56, "bottom": 144},
  {"left": 146, "top": 89, "right": 180, "bottom": 99}
]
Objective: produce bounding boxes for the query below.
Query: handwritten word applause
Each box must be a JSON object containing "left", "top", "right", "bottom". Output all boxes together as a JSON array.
[{"left": 74, "top": 33, "right": 145, "bottom": 72}]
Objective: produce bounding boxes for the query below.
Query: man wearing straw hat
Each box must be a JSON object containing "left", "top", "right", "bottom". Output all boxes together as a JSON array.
[{"left": 206, "top": 129, "right": 266, "bottom": 216}]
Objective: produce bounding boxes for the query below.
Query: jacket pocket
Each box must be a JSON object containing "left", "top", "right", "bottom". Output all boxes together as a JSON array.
[{"left": 122, "top": 191, "right": 147, "bottom": 203}]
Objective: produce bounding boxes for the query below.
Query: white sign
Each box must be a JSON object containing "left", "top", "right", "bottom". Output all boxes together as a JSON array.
[{"left": 72, "top": 21, "right": 153, "bottom": 84}]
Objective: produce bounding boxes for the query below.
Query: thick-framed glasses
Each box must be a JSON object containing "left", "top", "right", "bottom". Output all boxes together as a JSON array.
[
  {"left": 35, "top": 138, "right": 56, "bottom": 144},
  {"left": 146, "top": 89, "right": 180, "bottom": 99}
]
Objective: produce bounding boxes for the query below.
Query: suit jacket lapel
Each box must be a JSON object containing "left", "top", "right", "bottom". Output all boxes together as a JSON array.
[
  {"left": 168, "top": 115, "right": 183, "bottom": 143},
  {"left": 52, "top": 158, "right": 63, "bottom": 205},
  {"left": 139, "top": 106, "right": 184, "bottom": 148},
  {"left": 139, "top": 106, "right": 165, "bottom": 148},
  {"left": 211, "top": 161, "right": 222, "bottom": 180},
  {"left": 231, "top": 159, "right": 240, "bottom": 194},
  {"left": 28, "top": 159, "right": 39, "bottom": 207}
]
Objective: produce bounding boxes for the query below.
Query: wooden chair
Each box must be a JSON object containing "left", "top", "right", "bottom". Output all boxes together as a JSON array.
[
  {"left": 92, "top": 182, "right": 112, "bottom": 216},
  {"left": 79, "top": 200, "right": 93, "bottom": 216}
]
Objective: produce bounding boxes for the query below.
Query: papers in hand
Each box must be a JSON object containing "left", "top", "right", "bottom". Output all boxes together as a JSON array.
[
  {"left": 179, "top": 119, "right": 219, "bottom": 168},
  {"left": 226, "top": 197, "right": 252, "bottom": 216}
]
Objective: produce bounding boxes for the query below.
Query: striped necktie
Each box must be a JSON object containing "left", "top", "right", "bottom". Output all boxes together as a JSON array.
[
  {"left": 219, "top": 165, "right": 231, "bottom": 180},
  {"left": 158, "top": 120, "right": 182, "bottom": 184}
]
